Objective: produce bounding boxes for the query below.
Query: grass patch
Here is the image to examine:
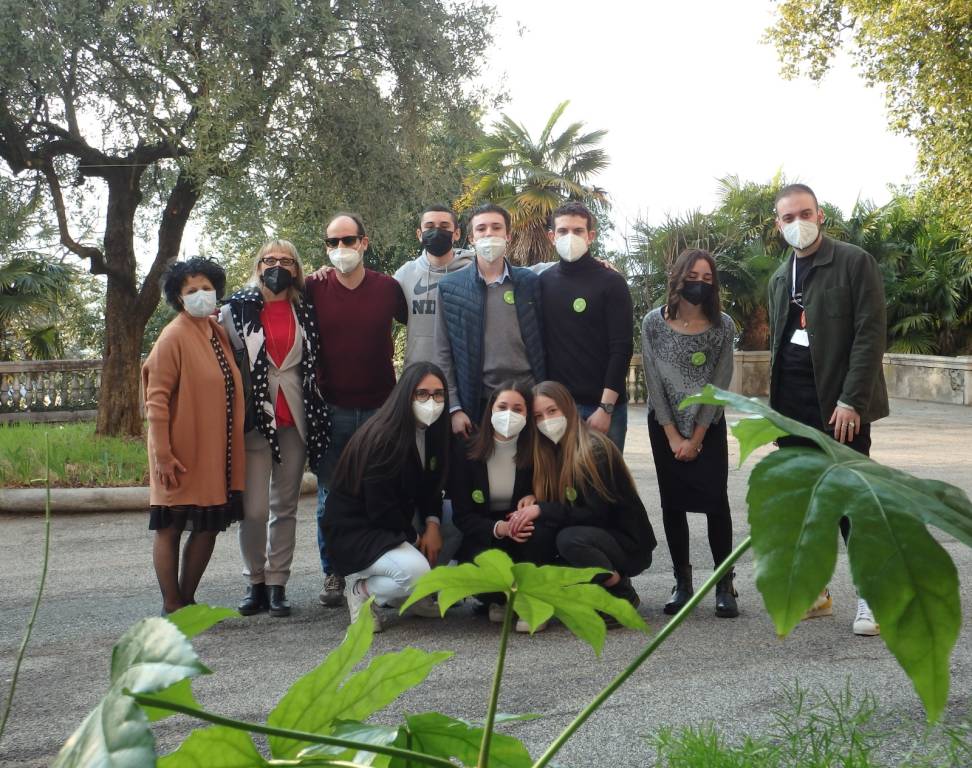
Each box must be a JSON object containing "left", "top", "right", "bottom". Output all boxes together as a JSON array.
[{"left": 0, "top": 422, "right": 147, "bottom": 488}]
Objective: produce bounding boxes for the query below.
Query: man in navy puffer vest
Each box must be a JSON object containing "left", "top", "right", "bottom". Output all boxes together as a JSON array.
[{"left": 434, "top": 203, "right": 546, "bottom": 437}]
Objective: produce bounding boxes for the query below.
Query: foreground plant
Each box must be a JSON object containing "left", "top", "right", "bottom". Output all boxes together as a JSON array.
[{"left": 51, "top": 387, "right": 972, "bottom": 766}]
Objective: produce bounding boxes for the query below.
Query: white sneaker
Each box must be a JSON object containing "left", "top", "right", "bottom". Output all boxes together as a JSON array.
[
  {"left": 345, "top": 579, "right": 383, "bottom": 633},
  {"left": 406, "top": 595, "right": 441, "bottom": 618},
  {"left": 515, "top": 618, "right": 549, "bottom": 634},
  {"left": 488, "top": 603, "right": 505, "bottom": 623},
  {"left": 853, "top": 598, "right": 880, "bottom": 636}
]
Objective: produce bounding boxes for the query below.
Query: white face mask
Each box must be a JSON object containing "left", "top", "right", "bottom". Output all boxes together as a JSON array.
[
  {"left": 537, "top": 415, "right": 567, "bottom": 444},
  {"left": 474, "top": 236, "right": 507, "bottom": 264},
  {"left": 555, "top": 233, "right": 589, "bottom": 262},
  {"left": 183, "top": 289, "right": 217, "bottom": 318},
  {"left": 413, "top": 399, "right": 444, "bottom": 427},
  {"left": 329, "top": 246, "right": 362, "bottom": 274},
  {"left": 781, "top": 219, "right": 820, "bottom": 250},
  {"left": 491, "top": 410, "right": 526, "bottom": 440}
]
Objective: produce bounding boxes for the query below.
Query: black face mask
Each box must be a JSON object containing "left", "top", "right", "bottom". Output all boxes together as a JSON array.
[
  {"left": 421, "top": 227, "right": 455, "bottom": 257},
  {"left": 679, "top": 280, "right": 714, "bottom": 306},
  {"left": 262, "top": 266, "right": 294, "bottom": 295}
]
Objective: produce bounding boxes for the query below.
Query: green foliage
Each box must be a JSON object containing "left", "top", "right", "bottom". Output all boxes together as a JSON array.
[
  {"left": 458, "top": 101, "right": 610, "bottom": 265},
  {"left": 402, "top": 549, "right": 648, "bottom": 654},
  {"left": 766, "top": 1, "right": 972, "bottom": 236},
  {"left": 684, "top": 385, "right": 972, "bottom": 722},
  {"left": 0, "top": 422, "right": 147, "bottom": 488}
]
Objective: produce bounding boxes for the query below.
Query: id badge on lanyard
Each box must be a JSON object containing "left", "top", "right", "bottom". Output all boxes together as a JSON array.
[{"left": 790, "top": 256, "right": 810, "bottom": 347}]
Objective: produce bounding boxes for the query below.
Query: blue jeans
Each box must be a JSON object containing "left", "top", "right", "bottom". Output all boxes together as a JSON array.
[
  {"left": 577, "top": 401, "right": 628, "bottom": 453},
  {"left": 316, "top": 403, "right": 377, "bottom": 574}
]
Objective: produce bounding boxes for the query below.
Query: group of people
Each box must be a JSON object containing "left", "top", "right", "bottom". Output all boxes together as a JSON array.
[{"left": 143, "top": 183, "right": 889, "bottom": 638}]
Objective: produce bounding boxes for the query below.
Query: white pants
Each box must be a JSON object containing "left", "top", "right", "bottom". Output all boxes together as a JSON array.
[
  {"left": 239, "top": 426, "right": 306, "bottom": 586},
  {"left": 348, "top": 542, "right": 430, "bottom": 606}
]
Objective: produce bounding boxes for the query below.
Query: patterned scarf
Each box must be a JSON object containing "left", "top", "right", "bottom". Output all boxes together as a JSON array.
[{"left": 226, "top": 287, "right": 330, "bottom": 467}]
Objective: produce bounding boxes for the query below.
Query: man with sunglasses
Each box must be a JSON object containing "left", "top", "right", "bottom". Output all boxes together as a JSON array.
[{"left": 305, "top": 212, "right": 408, "bottom": 607}]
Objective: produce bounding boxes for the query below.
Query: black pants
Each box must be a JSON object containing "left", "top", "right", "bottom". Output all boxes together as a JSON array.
[
  {"left": 662, "top": 508, "right": 733, "bottom": 572},
  {"left": 555, "top": 526, "right": 642, "bottom": 577}
]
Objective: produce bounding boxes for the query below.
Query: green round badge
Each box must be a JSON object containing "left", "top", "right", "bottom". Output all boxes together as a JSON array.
[
  {"left": 503, "top": 290, "right": 515, "bottom": 305},
  {"left": 691, "top": 351, "right": 707, "bottom": 367},
  {"left": 429, "top": 456, "right": 437, "bottom": 471},
  {"left": 572, "top": 297, "right": 587, "bottom": 313},
  {"left": 565, "top": 486, "right": 578, "bottom": 502},
  {"left": 472, "top": 489, "right": 485, "bottom": 504}
]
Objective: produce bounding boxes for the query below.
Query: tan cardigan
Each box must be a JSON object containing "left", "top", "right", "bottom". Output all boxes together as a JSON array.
[{"left": 143, "top": 312, "right": 245, "bottom": 508}]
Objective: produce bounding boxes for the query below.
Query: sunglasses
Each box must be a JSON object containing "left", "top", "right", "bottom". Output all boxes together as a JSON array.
[
  {"left": 325, "top": 235, "right": 363, "bottom": 248},
  {"left": 260, "top": 256, "right": 296, "bottom": 266}
]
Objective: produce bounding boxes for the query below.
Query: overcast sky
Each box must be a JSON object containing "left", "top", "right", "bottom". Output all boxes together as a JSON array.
[{"left": 477, "top": 0, "right": 918, "bottom": 247}]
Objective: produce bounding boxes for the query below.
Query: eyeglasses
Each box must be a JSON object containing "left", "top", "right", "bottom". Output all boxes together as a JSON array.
[
  {"left": 260, "top": 256, "right": 296, "bottom": 267},
  {"left": 325, "top": 235, "right": 363, "bottom": 248},
  {"left": 414, "top": 389, "right": 446, "bottom": 403}
]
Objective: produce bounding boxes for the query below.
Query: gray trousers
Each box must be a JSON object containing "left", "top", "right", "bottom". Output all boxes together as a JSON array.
[{"left": 240, "top": 426, "right": 306, "bottom": 586}]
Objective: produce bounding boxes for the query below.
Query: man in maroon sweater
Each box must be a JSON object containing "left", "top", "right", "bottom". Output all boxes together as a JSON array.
[{"left": 305, "top": 212, "right": 408, "bottom": 606}]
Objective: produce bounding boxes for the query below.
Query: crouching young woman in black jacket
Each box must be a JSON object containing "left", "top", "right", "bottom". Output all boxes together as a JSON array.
[
  {"left": 507, "top": 381, "right": 656, "bottom": 629},
  {"left": 322, "top": 362, "right": 450, "bottom": 632}
]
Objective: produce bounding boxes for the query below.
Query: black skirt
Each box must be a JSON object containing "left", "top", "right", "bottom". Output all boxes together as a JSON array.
[
  {"left": 647, "top": 414, "right": 730, "bottom": 516},
  {"left": 149, "top": 492, "right": 244, "bottom": 532}
]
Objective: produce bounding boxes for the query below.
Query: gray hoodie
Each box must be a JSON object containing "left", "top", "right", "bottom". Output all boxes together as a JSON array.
[{"left": 395, "top": 248, "right": 475, "bottom": 367}]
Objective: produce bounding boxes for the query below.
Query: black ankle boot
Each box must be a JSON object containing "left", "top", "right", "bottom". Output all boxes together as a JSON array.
[
  {"left": 663, "top": 565, "right": 693, "bottom": 615},
  {"left": 239, "top": 583, "right": 267, "bottom": 615},
  {"left": 715, "top": 570, "right": 739, "bottom": 618},
  {"left": 609, "top": 576, "right": 641, "bottom": 609},
  {"left": 268, "top": 585, "right": 291, "bottom": 617}
]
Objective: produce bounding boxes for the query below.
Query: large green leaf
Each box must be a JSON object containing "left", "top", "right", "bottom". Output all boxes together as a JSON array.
[
  {"left": 403, "top": 551, "right": 647, "bottom": 654},
  {"left": 157, "top": 726, "right": 267, "bottom": 767},
  {"left": 163, "top": 604, "right": 240, "bottom": 639},
  {"left": 54, "top": 618, "right": 211, "bottom": 767},
  {"left": 297, "top": 722, "right": 400, "bottom": 767},
  {"left": 141, "top": 679, "right": 200, "bottom": 723},
  {"left": 392, "top": 712, "right": 532, "bottom": 768},
  {"left": 685, "top": 385, "right": 971, "bottom": 721},
  {"left": 402, "top": 549, "right": 514, "bottom": 612},
  {"left": 268, "top": 600, "right": 451, "bottom": 759}
]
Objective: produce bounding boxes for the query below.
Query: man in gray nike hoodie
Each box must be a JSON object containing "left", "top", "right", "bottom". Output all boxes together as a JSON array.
[{"left": 395, "top": 204, "right": 474, "bottom": 367}]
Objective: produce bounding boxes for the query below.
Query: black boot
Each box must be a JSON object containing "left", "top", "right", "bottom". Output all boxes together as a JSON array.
[
  {"left": 239, "top": 583, "right": 267, "bottom": 616},
  {"left": 268, "top": 585, "right": 291, "bottom": 617},
  {"left": 609, "top": 576, "right": 641, "bottom": 609},
  {"left": 663, "top": 565, "right": 693, "bottom": 615},
  {"left": 715, "top": 570, "right": 739, "bottom": 618}
]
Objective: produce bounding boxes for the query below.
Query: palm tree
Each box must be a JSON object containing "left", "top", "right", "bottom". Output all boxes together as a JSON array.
[
  {"left": 0, "top": 256, "right": 74, "bottom": 360},
  {"left": 457, "top": 101, "right": 609, "bottom": 265}
]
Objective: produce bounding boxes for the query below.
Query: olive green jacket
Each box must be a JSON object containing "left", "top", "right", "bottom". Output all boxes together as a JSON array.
[{"left": 768, "top": 236, "right": 889, "bottom": 426}]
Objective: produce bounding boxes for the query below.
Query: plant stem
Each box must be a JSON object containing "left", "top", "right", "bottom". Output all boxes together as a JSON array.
[
  {"left": 531, "top": 536, "right": 752, "bottom": 768},
  {"left": 129, "top": 693, "right": 456, "bottom": 768},
  {"left": 0, "top": 435, "right": 52, "bottom": 744},
  {"left": 478, "top": 590, "right": 516, "bottom": 767}
]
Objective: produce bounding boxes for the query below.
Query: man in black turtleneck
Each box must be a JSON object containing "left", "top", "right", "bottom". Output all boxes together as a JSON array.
[{"left": 539, "top": 202, "right": 634, "bottom": 450}]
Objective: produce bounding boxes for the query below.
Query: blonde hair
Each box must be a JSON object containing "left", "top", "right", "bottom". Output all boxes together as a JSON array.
[
  {"left": 531, "top": 380, "right": 625, "bottom": 504},
  {"left": 248, "top": 239, "right": 305, "bottom": 303}
]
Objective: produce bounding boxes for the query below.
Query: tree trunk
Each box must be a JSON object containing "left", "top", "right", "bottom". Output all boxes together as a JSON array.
[
  {"left": 739, "top": 304, "right": 770, "bottom": 351},
  {"left": 95, "top": 170, "right": 144, "bottom": 437}
]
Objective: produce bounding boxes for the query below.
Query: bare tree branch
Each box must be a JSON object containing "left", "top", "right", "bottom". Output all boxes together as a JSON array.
[{"left": 39, "top": 158, "right": 110, "bottom": 275}]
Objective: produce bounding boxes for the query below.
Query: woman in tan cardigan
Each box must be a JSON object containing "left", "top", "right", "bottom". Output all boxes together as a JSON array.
[{"left": 143, "top": 257, "right": 245, "bottom": 615}]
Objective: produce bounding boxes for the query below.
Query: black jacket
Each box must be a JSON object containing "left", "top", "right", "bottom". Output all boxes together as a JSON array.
[
  {"left": 323, "top": 430, "right": 442, "bottom": 576},
  {"left": 537, "top": 444, "right": 656, "bottom": 576},
  {"left": 449, "top": 438, "right": 534, "bottom": 561}
]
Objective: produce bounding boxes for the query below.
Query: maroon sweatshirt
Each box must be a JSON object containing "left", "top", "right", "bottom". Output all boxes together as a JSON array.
[{"left": 305, "top": 269, "right": 407, "bottom": 409}]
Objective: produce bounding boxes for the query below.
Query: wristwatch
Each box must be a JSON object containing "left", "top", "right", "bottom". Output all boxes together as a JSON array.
[{"left": 599, "top": 402, "right": 615, "bottom": 415}]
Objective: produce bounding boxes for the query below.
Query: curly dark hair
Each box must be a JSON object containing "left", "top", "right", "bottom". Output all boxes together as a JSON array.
[{"left": 162, "top": 257, "right": 227, "bottom": 311}]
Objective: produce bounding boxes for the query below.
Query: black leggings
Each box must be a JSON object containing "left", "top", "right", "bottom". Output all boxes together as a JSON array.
[
  {"left": 662, "top": 508, "right": 733, "bottom": 572},
  {"left": 555, "top": 526, "right": 642, "bottom": 576}
]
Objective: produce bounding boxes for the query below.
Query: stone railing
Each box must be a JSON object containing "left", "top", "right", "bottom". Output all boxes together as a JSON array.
[
  {"left": 0, "top": 359, "right": 103, "bottom": 423},
  {"left": 629, "top": 351, "right": 972, "bottom": 406}
]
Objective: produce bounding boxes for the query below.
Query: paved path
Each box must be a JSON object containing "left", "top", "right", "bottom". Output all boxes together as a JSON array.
[{"left": 1, "top": 399, "right": 971, "bottom": 766}]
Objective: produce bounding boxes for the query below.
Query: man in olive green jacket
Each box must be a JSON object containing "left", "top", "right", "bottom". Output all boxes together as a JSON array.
[{"left": 768, "top": 183, "right": 889, "bottom": 637}]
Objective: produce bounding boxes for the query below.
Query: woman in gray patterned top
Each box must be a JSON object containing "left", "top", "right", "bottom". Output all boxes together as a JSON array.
[{"left": 641, "top": 249, "right": 737, "bottom": 618}]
